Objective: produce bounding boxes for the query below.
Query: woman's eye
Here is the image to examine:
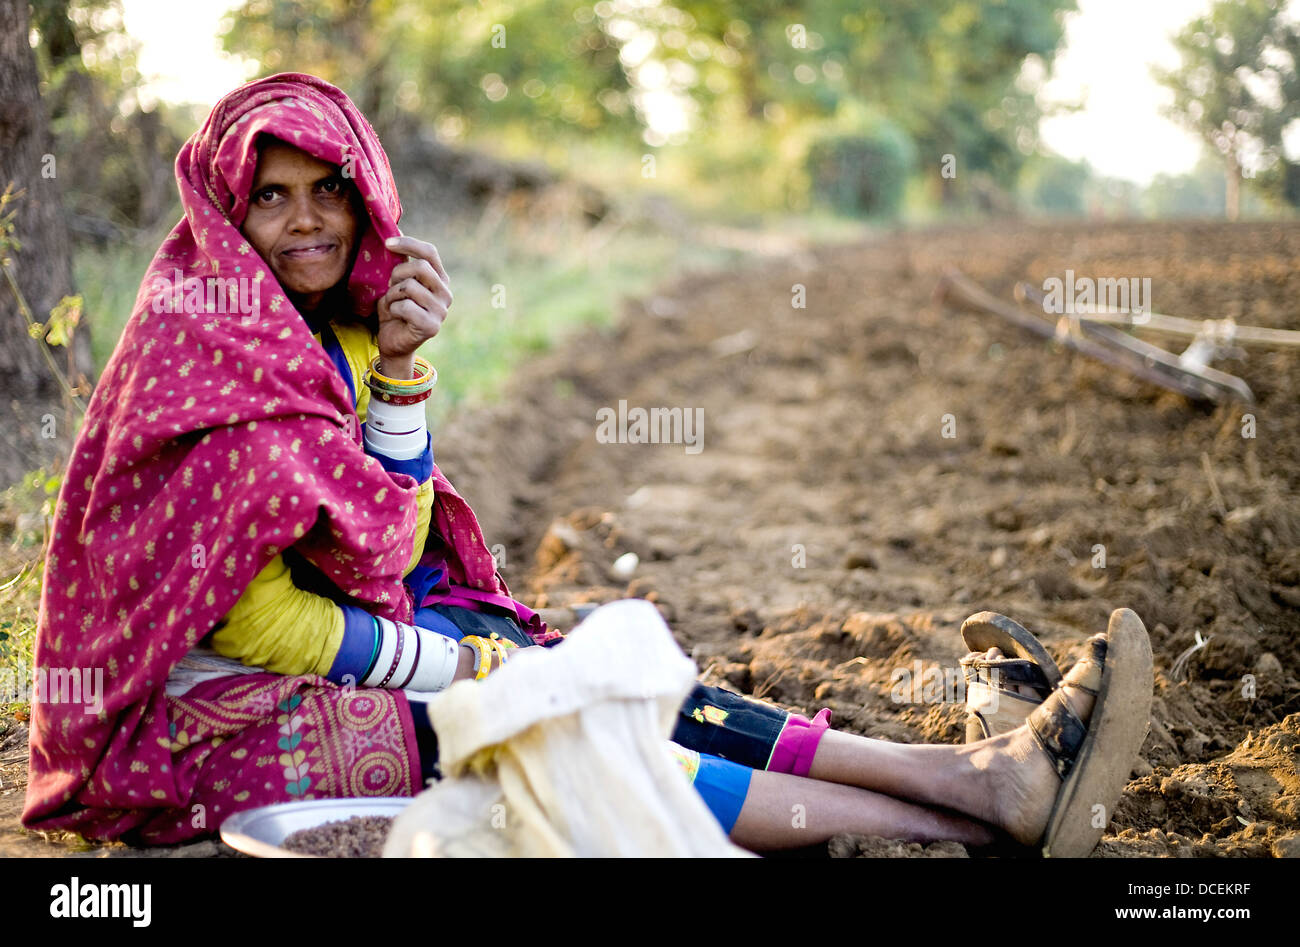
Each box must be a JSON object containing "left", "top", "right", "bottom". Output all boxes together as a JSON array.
[
  {"left": 319, "top": 179, "right": 343, "bottom": 196},
  {"left": 254, "top": 189, "right": 277, "bottom": 205}
]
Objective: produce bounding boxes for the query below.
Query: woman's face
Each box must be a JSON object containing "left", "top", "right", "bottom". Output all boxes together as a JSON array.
[{"left": 240, "top": 140, "right": 361, "bottom": 312}]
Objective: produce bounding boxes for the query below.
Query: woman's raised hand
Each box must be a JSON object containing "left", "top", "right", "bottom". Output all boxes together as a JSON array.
[{"left": 376, "top": 235, "right": 451, "bottom": 379}]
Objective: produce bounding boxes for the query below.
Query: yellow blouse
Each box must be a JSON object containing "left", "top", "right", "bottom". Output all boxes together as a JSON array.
[{"left": 208, "top": 322, "right": 436, "bottom": 676}]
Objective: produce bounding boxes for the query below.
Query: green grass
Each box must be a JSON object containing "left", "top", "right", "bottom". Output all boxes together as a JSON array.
[
  {"left": 0, "top": 471, "right": 55, "bottom": 715},
  {"left": 416, "top": 219, "right": 747, "bottom": 423},
  {"left": 73, "top": 230, "right": 166, "bottom": 370}
]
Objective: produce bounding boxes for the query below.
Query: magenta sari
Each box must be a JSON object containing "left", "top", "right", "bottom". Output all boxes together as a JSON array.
[{"left": 24, "top": 74, "right": 543, "bottom": 844}]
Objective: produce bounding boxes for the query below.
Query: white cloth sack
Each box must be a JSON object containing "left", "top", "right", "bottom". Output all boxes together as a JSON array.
[{"left": 383, "top": 599, "right": 751, "bottom": 857}]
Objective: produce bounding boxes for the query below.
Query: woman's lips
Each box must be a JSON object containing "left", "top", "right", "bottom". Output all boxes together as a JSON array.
[{"left": 281, "top": 243, "right": 337, "bottom": 260}]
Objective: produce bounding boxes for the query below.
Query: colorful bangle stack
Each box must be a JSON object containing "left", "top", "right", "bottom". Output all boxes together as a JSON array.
[
  {"left": 463, "top": 634, "right": 513, "bottom": 681},
  {"left": 463, "top": 636, "right": 493, "bottom": 681},
  {"left": 364, "top": 356, "right": 437, "bottom": 404}
]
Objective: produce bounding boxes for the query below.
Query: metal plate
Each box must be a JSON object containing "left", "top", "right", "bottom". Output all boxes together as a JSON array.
[{"left": 219, "top": 797, "right": 411, "bottom": 858}]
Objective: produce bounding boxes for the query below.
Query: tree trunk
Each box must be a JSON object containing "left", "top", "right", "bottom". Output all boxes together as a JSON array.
[
  {"left": 0, "top": 0, "right": 91, "bottom": 486},
  {"left": 1225, "top": 153, "right": 1241, "bottom": 222}
]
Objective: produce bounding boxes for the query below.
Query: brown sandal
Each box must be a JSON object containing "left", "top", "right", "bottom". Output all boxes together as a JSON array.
[
  {"left": 1029, "top": 608, "right": 1153, "bottom": 858},
  {"left": 960, "top": 612, "right": 1062, "bottom": 742}
]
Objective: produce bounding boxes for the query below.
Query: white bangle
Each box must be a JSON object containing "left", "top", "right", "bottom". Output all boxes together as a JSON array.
[
  {"left": 364, "top": 397, "right": 428, "bottom": 460},
  {"left": 360, "top": 616, "right": 458, "bottom": 693}
]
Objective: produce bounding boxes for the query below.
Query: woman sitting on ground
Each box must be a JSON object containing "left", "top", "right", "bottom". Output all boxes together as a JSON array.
[{"left": 25, "top": 73, "right": 1153, "bottom": 856}]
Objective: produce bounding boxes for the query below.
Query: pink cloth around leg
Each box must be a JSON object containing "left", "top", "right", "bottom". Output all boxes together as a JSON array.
[{"left": 768, "top": 708, "right": 832, "bottom": 777}]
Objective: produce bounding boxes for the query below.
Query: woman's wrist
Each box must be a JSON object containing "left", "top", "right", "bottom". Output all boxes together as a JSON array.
[{"left": 378, "top": 353, "right": 416, "bottom": 380}]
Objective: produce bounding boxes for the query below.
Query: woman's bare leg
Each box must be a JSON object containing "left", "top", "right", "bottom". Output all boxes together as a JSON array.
[
  {"left": 729, "top": 769, "right": 995, "bottom": 851},
  {"left": 791, "top": 659, "right": 1101, "bottom": 844}
]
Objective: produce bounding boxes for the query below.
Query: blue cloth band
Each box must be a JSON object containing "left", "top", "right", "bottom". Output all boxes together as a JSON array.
[
  {"left": 363, "top": 425, "right": 435, "bottom": 482},
  {"left": 411, "top": 606, "right": 465, "bottom": 643},
  {"left": 693, "top": 752, "right": 752, "bottom": 834},
  {"left": 317, "top": 324, "right": 356, "bottom": 405},
  {"left": 405, "top": 563, "right": 445, "bottom": 610},
  {"left": 326, "top": 605, "right": 381, "bottom": 684}
]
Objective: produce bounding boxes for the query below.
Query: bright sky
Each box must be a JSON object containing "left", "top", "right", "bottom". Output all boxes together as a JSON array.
[
  {"left": 1036, "top": 0, "right": 1212, "bottom": 184},
  {"left": 122, "top": 0, "right": 1233, "bottom": 185}
]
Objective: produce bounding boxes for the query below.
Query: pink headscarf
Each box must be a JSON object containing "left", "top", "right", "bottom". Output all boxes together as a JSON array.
[{"left": 24, "top": 74, "right": 511, "bottom": 829}]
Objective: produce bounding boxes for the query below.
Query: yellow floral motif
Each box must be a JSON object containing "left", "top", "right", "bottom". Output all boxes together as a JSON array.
[{"left": 690, "top": 705, "right": 730, "bottom": 726}]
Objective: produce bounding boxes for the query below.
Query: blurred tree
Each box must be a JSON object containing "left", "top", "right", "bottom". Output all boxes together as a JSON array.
[
  {"left": 221, "top": 0, "right": 1076, "bottom": 213},
  {"left": 222, "top": 0, "right": 642, "bottom": 147},
  {"left": 1140, "top": 153, "right": 1228, "bottom": 219},
  {"left": 0, "top": 0, "right": 84, "bottom": 483},
  {"left": 671, "top": 0, "right": 1075, "bottom": 203},
  {"left": 1019, "top": 152, "right": 1091, "bottom": 216},
  {"left": 1155, "top": 0, "right": 1300, "bottom": 220},
  {"left": 30, "top": 0, "right": 189, "bottom": 233},
  {"left": 805, "top": 110, "right": 915, "bottom": 217}
]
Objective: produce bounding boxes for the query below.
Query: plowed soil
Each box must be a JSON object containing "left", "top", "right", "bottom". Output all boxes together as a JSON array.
[{"left": 4, "top": 220, "right": 1298, "bottom": 857}]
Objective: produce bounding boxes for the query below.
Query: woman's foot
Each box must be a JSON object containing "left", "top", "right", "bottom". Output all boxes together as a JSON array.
[{"left": 973, "top": 636, "right": 1106, "bottom": 847}]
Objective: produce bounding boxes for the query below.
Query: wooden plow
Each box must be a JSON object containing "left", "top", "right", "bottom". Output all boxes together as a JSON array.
[{"left": 933, "top": 268, "right": 1300, "bottom": 405}]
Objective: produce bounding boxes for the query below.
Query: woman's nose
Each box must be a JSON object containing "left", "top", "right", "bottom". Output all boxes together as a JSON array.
[{"left": 285, "top": 193, "right": 324, "bottom": 232}]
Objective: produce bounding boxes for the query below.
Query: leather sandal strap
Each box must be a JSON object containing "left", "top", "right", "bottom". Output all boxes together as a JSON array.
[
  {"left": 1027, "top": 691, "right": 1089, "bottom": 780},
  {"left": 962, "top": 658, "right": 1056, "bottom": 698}
]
